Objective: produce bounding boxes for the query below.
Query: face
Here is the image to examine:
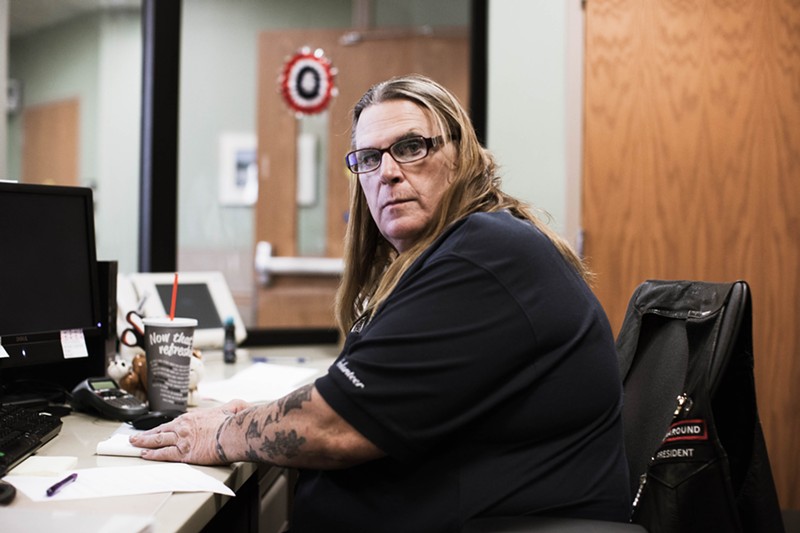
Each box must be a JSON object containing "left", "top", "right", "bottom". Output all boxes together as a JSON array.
[{"left": 354, "top": 100, "right": 456, "bottom": 253}]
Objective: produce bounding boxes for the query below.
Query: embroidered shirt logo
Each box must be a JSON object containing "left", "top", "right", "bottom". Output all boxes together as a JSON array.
[
  {"left": 336, "top": 360, "right": 365, "bottom": 389},
  {"left": 663, "top": 419, "right": 708, "bottom": 443}
]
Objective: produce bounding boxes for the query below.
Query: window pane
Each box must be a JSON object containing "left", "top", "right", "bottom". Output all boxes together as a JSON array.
[
  {"left": 176, "top": 0, "right": 470, "bottom": 329},
  {"left": 7, "top": 1, "right": 142, "bottom": 274}
]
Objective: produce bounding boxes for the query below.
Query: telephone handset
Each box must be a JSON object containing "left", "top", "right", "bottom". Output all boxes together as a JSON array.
[{"left": 71, "top": 377, "right": 148, "bottom": 422}]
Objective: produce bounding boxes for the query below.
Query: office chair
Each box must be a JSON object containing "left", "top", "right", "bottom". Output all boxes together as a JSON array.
[{"left": 464, "top": 280, "right": 783, "bottom": 533}]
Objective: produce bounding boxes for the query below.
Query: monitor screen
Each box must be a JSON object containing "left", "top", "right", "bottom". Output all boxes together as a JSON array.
[
  {"left": 154, "top": 282, "right": 223, "bottom": 329},
  {"left": 0, "top": 182, "right": 105, "bottom": 399},
  {"left": 125, "top": 271, "right": 247, "bottom": 349}
]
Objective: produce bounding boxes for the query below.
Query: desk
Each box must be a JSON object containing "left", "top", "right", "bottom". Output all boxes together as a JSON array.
[{"left": 0, "top": 344, "right": 338, "bottom": 533}]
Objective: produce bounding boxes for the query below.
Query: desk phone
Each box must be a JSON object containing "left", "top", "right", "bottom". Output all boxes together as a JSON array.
[{"left": 71, "top": 377, "right": 148, "bottom": 422}]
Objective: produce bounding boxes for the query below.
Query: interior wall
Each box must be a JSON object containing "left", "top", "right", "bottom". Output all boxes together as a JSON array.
[
  {"left": 177, "top": 0, "right": 353, "bottom": 256},
  {"left": 487, "top": 1, "right": 578, "bottom": 245},
  {"left": 7, "top": 10, "right": 141, "bottom": 273},
  {"left": 0, "top": 0, "right": 7, "bottom": 173},
  {"left": 7, "top": 14, "right": 100, "bottom": 187},
  {"left": 95, "top": 10, "right": 141, "bottom": 274}
]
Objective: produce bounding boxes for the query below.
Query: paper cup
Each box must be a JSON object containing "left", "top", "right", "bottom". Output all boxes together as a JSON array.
[{"left": 143, "top": 317, "right": 197, "bottom": 412}]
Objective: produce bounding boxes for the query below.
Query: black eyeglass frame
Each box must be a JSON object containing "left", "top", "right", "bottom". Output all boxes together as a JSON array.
[{"left": 344, "top": 135, "right": 446, "bottom": 174}]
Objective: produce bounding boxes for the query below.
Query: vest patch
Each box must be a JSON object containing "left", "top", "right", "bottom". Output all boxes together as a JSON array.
[{"left": 663, "top": 419, "right": 708, "bottom": 443}]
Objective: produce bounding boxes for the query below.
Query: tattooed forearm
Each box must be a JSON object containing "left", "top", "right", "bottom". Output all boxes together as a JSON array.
[
  {"left": 277, "top": 383, "right": 313, "bottom": 417},
  {"left": 215, "top": 414, "right": 234, "bottom": 463},
  {"left": 246, "top": 417, "right": 261, "bottom": 440},
  {"left": 236, "top": 384, "right": 314, "bottom": 463},
  {"left": 260, "top": 429, "right": 307, "bottom": 459},
  {"left": 219, "top": 383, "right": 377, "bottom": 468}
]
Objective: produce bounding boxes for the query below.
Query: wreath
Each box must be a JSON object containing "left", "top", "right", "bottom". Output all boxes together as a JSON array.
[{"left": 278, "top": 47, "right": 337, "bottom": 115}]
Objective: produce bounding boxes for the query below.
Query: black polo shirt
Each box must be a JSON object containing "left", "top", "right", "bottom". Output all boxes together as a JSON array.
[{"left": 292, "top": 211, "right": 630, "bottom": 533}]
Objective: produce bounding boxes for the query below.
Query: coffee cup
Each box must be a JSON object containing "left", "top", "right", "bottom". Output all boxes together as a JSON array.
[{"left": 142, "top": 317, "right": 197, "bottom": 412}]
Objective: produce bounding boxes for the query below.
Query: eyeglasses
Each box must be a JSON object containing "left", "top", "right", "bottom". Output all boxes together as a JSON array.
[{"left": 345, "top": 135, "right": 445, "bottom": 174}]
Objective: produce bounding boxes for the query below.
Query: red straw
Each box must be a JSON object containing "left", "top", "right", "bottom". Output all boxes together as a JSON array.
[{"left": 169, "top": 272, "right": 179, "bottom": 321}]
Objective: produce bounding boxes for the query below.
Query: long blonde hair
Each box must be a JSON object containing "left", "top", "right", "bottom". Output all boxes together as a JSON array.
[{"left": 334, "top": 74, "right": 590, "bottom": 335}]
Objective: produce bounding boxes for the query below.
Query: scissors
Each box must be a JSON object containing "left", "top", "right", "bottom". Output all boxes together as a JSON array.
[{"left": 120, "top": 310, "right": 145, "bottom": 350}]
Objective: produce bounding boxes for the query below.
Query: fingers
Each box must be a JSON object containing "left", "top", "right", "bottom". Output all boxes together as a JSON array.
[
  {"left": 129, "top": 415, "right": 219, "bottom": 465},
  {"left": 139, "top": 445, "right": 184, "bottom": 462},
  {"left": 127, "top": 428, "right": 181, "bottom": 463},
  {"left": 131, "top": 429, "right": 193, "bottom": 463},
  {"left": 134, "top": 419, "right": 177, "bottom": 438},
  {"left": 130, "top": 428, "right": 179, "bottom": 449},
  {"left": 127, "top": 405, "right": 234, "bottom": 465}
]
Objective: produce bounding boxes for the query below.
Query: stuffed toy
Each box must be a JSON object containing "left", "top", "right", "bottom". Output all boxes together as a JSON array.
[{"left": 107, "top": 354, "right": 147, "bottom": 402}]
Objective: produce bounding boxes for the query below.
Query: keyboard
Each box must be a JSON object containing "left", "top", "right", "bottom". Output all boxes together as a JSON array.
[{"left": 0, "top": 404, "right": 63, "bottom": 477}]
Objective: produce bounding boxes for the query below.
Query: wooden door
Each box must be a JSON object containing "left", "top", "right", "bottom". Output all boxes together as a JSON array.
[
  {"left": 255, "top": 29, "right": 469, "bottom": 329},
  {"left": 22, "top": 98, "right": 80, "bottom": 186},
  {"left": 583, "top": 0, "right": 800, "bottom": 509}
]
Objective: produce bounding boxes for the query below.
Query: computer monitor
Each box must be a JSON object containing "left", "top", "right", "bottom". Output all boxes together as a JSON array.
[{"left": 0, "top": 182, "right": 106, "bottom": 401}]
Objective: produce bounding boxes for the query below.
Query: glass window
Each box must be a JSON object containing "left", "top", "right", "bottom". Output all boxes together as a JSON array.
[
  {"left": 5, "top": 0, "right": 472, "bottom": 334},
  {"left": 177, "top": 0, "right": 471, "bottom": 330},
  {"left": 7, "top": 0, "right": 142, "bottom": 274}
]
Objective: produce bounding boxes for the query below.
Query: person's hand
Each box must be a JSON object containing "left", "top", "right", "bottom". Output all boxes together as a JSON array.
[
  {"left": 130, "top": 400, "right": 252, "bottom": 465},
  {"left": 214, "top": 398, "right": 251, "bottom": 415}
]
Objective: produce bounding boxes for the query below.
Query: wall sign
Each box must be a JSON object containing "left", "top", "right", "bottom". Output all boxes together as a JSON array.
[{"left": 278, "top": 47, "right": 337, "bottom": 116}]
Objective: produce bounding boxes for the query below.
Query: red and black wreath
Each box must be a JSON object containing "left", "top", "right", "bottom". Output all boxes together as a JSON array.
[{"left": 278, "top": 47, "right": 337, "bottom": 115}]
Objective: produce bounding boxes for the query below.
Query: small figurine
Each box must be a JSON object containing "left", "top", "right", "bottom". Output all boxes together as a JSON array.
[
  {"left": 106, "top": 355, "right": 147, "bottom": 402},
  {"left": 129, "top": 353, "right": 148, "bottom": 397},
  {"left": 106, "top": 357, "right": 131, "bottom": 383}
]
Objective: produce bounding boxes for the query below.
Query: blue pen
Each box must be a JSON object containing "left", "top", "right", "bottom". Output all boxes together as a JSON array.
[
  {"left": 46, "top": 472, "right": 78, "bottom": 497},
  {"left": 252, "top": 356, "right": 307, "bottom": 364}
]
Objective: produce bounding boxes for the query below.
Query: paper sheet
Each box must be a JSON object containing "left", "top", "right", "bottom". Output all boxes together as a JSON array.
[
  {"left": 11, "top": 456, "right": 78, "bottom": 476},
  {"left": 96, "top": 433, "right": 144, "bottom": 457},
  {"left": 197, "top": 362, "right": 319, "bottom": 403},
  {"left": 95, "top": 423, "right": 145, "bottom": 457},
  {"left": 3, "top": 463, "right": 234, "bottom": 502}
]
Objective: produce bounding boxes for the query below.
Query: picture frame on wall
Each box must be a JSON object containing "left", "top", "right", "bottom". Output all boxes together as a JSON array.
[{"left": 218, "top": 132, "right": 258, "bottom": 206}]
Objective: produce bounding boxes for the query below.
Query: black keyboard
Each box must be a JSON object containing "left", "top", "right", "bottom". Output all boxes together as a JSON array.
[{"left": 0, "top": 404, "right": 63, "bottom": 477}]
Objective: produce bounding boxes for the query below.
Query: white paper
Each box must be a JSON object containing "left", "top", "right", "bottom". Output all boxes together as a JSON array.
[
  {"left": 197, "top": 362, "right": 318, "bottom": 403},
  {"left": 96, "top": 433, "right": 144, "bottom": 457},
  {"left": 3, "top": 463, "right": 234, "bottom": 502},
  {"left": 11, "top": 455, "right": 78, "bottom": 476},
  {"left": 60, "top": 329, "right": 89, "bottom": 359}
]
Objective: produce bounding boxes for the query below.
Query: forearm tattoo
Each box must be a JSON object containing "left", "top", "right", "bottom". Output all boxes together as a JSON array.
[
  {"left": 278, "top": 383, "right": 312, "bottom": 416},
  {"left": 259, "top": 429, "right": 306, "bottom": 460},
  {"left": 215, "top": 414, "right": 234, "bottom": 463},
  {"left": 235, "top": 383, "right": 313, "bottom": 463}
]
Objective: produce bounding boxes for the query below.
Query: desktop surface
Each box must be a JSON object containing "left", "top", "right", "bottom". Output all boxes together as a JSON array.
[{"left": 0, "top": 344, "right": 338, "bottom": 533}]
